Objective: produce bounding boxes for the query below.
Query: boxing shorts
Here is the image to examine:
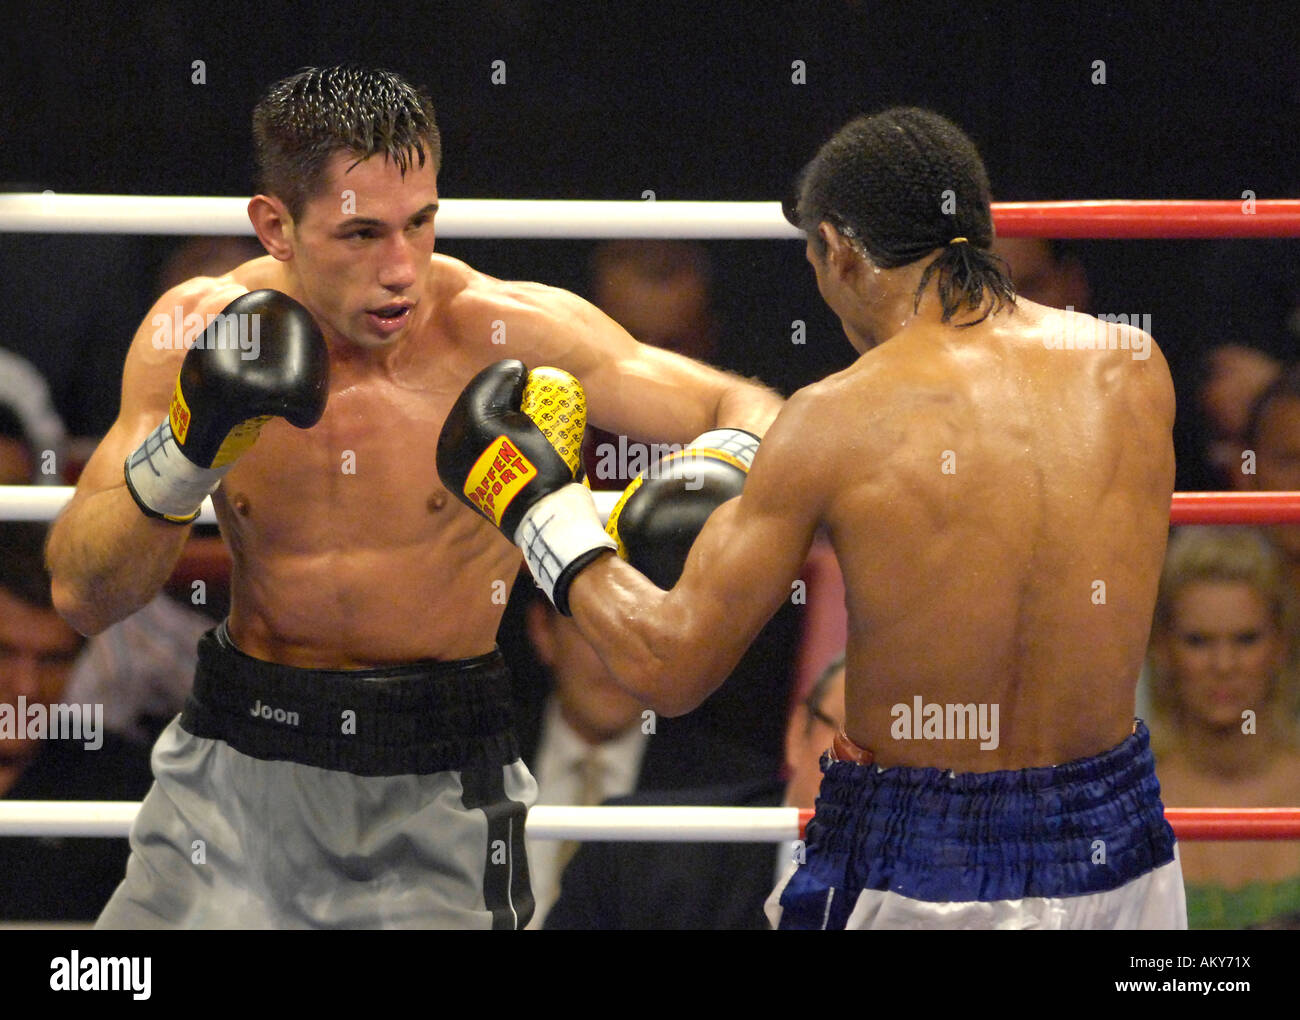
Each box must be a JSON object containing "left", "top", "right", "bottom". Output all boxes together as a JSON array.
[
  {"left": 97, "top": 623, "right": 536, "bottom": 929},
  {"left": 766, "top": 719, "right": 1185, "bottom": 929}
]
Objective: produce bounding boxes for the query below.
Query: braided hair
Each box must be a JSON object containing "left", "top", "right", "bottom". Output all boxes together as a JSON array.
[{"left": 785, "top": 108, "right": 1015, "bottom": 327}]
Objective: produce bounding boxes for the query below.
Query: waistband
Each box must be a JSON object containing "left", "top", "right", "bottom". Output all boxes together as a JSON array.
[
  {"left": 179, "top": 625, "right": 518, "bottom": 776},
  {"left": 807, "top": 719, "right": 1177, "bottom": 900}
]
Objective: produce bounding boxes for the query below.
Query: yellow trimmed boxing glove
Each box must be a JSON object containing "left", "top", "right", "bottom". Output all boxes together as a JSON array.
[
  {"left": 605, "top": 428, "right": 759, "bottom": 588},
  {"left": 436, "top": 360, "right": 614, "bottom": 612},
  {"left": 519, "top": 366, "right": 588, "bottom": 483}
]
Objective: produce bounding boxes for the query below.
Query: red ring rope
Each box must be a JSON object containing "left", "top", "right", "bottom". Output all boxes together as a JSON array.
[
  {"left": 797, "top": 808, "right": 1300, "bottom": 841},
  {"left": 993, "top": 200, "right": 1300, "bottom": 238},
  {"left": 1170, "top": 492, "right": 1300, "bottom": 526}
]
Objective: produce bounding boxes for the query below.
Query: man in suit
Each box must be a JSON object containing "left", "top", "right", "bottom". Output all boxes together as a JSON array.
[
  {"left": 544, "top": 655, "right": 846, "bottom": 929},
  {"left": 520, "top": 594, "right": 785, "bottom": 926}
]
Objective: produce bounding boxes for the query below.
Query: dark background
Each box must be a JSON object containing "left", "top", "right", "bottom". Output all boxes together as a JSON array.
[{"left": 3, "top": 0, "right": 1298, "bottom": 487}]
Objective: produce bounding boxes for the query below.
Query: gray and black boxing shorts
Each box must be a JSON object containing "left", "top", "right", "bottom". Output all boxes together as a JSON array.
[{"left": 97, "top": 624, "right": 536, "bottom": 929}]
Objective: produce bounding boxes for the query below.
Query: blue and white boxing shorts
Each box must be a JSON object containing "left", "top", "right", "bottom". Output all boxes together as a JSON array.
[{"left": 766, "top": 720, "right": 1185, "bottom": 929}]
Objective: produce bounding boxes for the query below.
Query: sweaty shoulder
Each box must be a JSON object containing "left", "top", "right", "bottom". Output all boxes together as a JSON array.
[
  {"left": 1118, "top": 317, "right": 1175, "bottom": 430},
  {"left": 1020, "top": 301, "right": 1174, "bottom": 425},
  {"left": 441, "top": 258, "right": 599, "bottom": 356},
  {"left": 805, "top": 343, "right": 959, "bottom": 451},
  {"left": 754, "top": 372, "right": 878, "bottom": 502},
  {"left": 444, "top": 259, "right": 565, "bottom": 313}
]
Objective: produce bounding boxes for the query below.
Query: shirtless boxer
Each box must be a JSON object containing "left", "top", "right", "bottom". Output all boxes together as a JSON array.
[
  {"left": 45, "top": 65, "right": 782, "bottom": 929},
  {"left": 442, "top": 108, "right": 1186, "bottom": 928}
]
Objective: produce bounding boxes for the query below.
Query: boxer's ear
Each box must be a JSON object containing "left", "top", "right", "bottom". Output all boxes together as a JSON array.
[
  {"left": 814, "top": 221, "right": 839, "bottom": 260},
  {"left": 248, "top": 194, "right": 294, "bottom": 260},
  {"left": 818, "top": 222, "right": 861, "bottom": 279}
]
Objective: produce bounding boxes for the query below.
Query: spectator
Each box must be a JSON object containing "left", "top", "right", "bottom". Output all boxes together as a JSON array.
[
  {"left": 1189, "top": 237, "right": 1297, "bottom": 490},
  {"left": 566, "top": 239, "right": 799, "bottom": 777},
  {"left": 155, "top": 236, "right": 265, "bottom": 293},
  {"left": 0, "top": 522, "right": 153, "bottom": 922},
  {"left": 1201, "top": 346, "right": 1283, "bottom": 489},
  {"left": 990, "top": 237, "right": 1091, "bottom": 312},
  {"left": 582, "top": 240, "right": 722, "bottom": 489},
  {"left": 589, "top": 239, "right": 720, "bottom": 360},
  {"left": 0, "top": 209, "right": 150, "bottom": 439},
  {"left": 0, "top": 348, "right": 68, "bottom": 484},
  {"left": 62, "top": 595, "right": 212, "bottom": 747},
  {"left": 520, "top": 594, "right": 781, "bottom": 925},
  {"left": 1241, "top": 365, "right": 1300, "bottom": 593},
  {"left": 522, "top": 596, "right": 651, "bottom": 927},
  {"left": 0, "top": 405, "right": 37, "bottom": 486},
  {"left": 545, "top": 655, "right": 846, "bottom": 929},
  {"left": 1146, "top": 526, "right": 1300, "bottom": 929}
]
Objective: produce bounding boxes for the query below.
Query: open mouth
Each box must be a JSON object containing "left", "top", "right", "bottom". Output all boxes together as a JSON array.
[{"left": 366, "top": 303, "right": 412, "bottom": 332}]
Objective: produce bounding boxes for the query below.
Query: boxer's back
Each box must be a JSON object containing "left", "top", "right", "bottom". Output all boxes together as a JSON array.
[{"left": 826, "top": 299, "right": 1175, "bottom": 771}]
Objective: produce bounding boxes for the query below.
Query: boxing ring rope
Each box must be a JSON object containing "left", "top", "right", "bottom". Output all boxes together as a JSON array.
[
  {"left": 3, "top": 194, "right": 1300, "bottom": 238},
  {"left": 5, "top": 487, "right": 1299, "bottom": 526},
  {"left": 4, "top": 194, "right": 1300, "bottom": 854},
  {"left": 0, "top": 486, "right": 624, "bottom": 526},
  {"left": 0, "top": 802, "right": 1295, "bottom": 842},
  {"left": 1167, "top": 492, "right": 1300, "bottom": 526}
]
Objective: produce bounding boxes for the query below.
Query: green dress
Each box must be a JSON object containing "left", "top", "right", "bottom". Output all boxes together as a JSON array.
[{"left": 1184, "top": 876, "right": 1300, "bottom": 929}]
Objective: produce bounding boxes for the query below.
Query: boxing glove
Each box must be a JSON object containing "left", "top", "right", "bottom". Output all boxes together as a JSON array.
[
  {"left": 605, "top": 428, "right": 759, "bottom": 588},
  {"left": 124, "top": 289, "right": 329, "bottom": 523},
  {"left": 437, "top": 360, "right": 614, "bottom": 613}
]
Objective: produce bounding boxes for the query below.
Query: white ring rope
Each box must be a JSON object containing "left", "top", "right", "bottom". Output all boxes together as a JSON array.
[
  {"left": 0, "top": 194, "right": 801, "bottom": 239},
  {"left": 0, "top": 486, "right": 214, "bottom": 524},
  {"left": 0, "top": 802, "right": 802, "bottom": 842},
  {"left": 0, "top": 486, "right": 621, "bottom": 525}
]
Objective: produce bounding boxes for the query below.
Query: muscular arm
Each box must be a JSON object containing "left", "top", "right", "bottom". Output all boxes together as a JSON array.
[
  {"left": 47, "top": 280, "right": 243, "bottom": 635},
  {"left": 565, "top": 390, "right": 825, "bottom": 714},
  {"left": 462, "top": 280, "right": 784, "bottom": 440}
]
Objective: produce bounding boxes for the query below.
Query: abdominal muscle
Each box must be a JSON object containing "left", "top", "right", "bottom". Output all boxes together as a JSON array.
[
  {"left": 224, "top": 535, "right": 521, "bottom": 668},
  {"left": 209, "top": 427, "right": 524, "bottom": 669}
]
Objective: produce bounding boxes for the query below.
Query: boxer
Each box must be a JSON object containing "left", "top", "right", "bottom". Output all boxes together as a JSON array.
[
  {"left": 45, "top": 65, "right": 782, "bottom": 929},
  {"left": 445, "top": 108, "right": 1186, "bottom": 929}
]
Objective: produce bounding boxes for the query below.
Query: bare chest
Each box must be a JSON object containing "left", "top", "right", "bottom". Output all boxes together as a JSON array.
[{"left": 215, "top": 375, "right": 471, "bottom": 550}]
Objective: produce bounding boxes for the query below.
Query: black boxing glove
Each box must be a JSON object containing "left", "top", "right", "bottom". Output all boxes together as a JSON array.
[
  {"left": 124, "top": 290, "right": 329, "bottom": 523},
  {"left": 437, "top": 360, "right": 615, "bottom": 613},
  {"left": 605, "top": 428, "right": 759, "bottom": 588}
]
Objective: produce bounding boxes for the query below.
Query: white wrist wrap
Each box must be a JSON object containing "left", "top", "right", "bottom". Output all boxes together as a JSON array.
[
  {"left": 514, "top": 483, "right": 617, "bottom": 613},
  {"left": 689, "top": 428, "right": 760, "bottom": 469},
  {"left": 124, "top": 420, "right": 228, "bottom": 522}
]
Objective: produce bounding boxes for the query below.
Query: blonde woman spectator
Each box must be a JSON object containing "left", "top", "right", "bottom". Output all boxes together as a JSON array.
[{"left": 1147, "top": 527, "right": 1300, "bottom": 928}]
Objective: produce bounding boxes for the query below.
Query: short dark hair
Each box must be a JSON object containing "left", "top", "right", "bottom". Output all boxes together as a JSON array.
[
  {"left": 0, "top": 522, "right": 54, "bottom": 609},
  {"left": 252, "top": 65, "right": 442, "bottom": 221},
  {"left": 785, "top": 107, "right": 1014, "bottom": 327},
  {"left": 1244, "top": 362, "right": 1300, "bottom": 451}
]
